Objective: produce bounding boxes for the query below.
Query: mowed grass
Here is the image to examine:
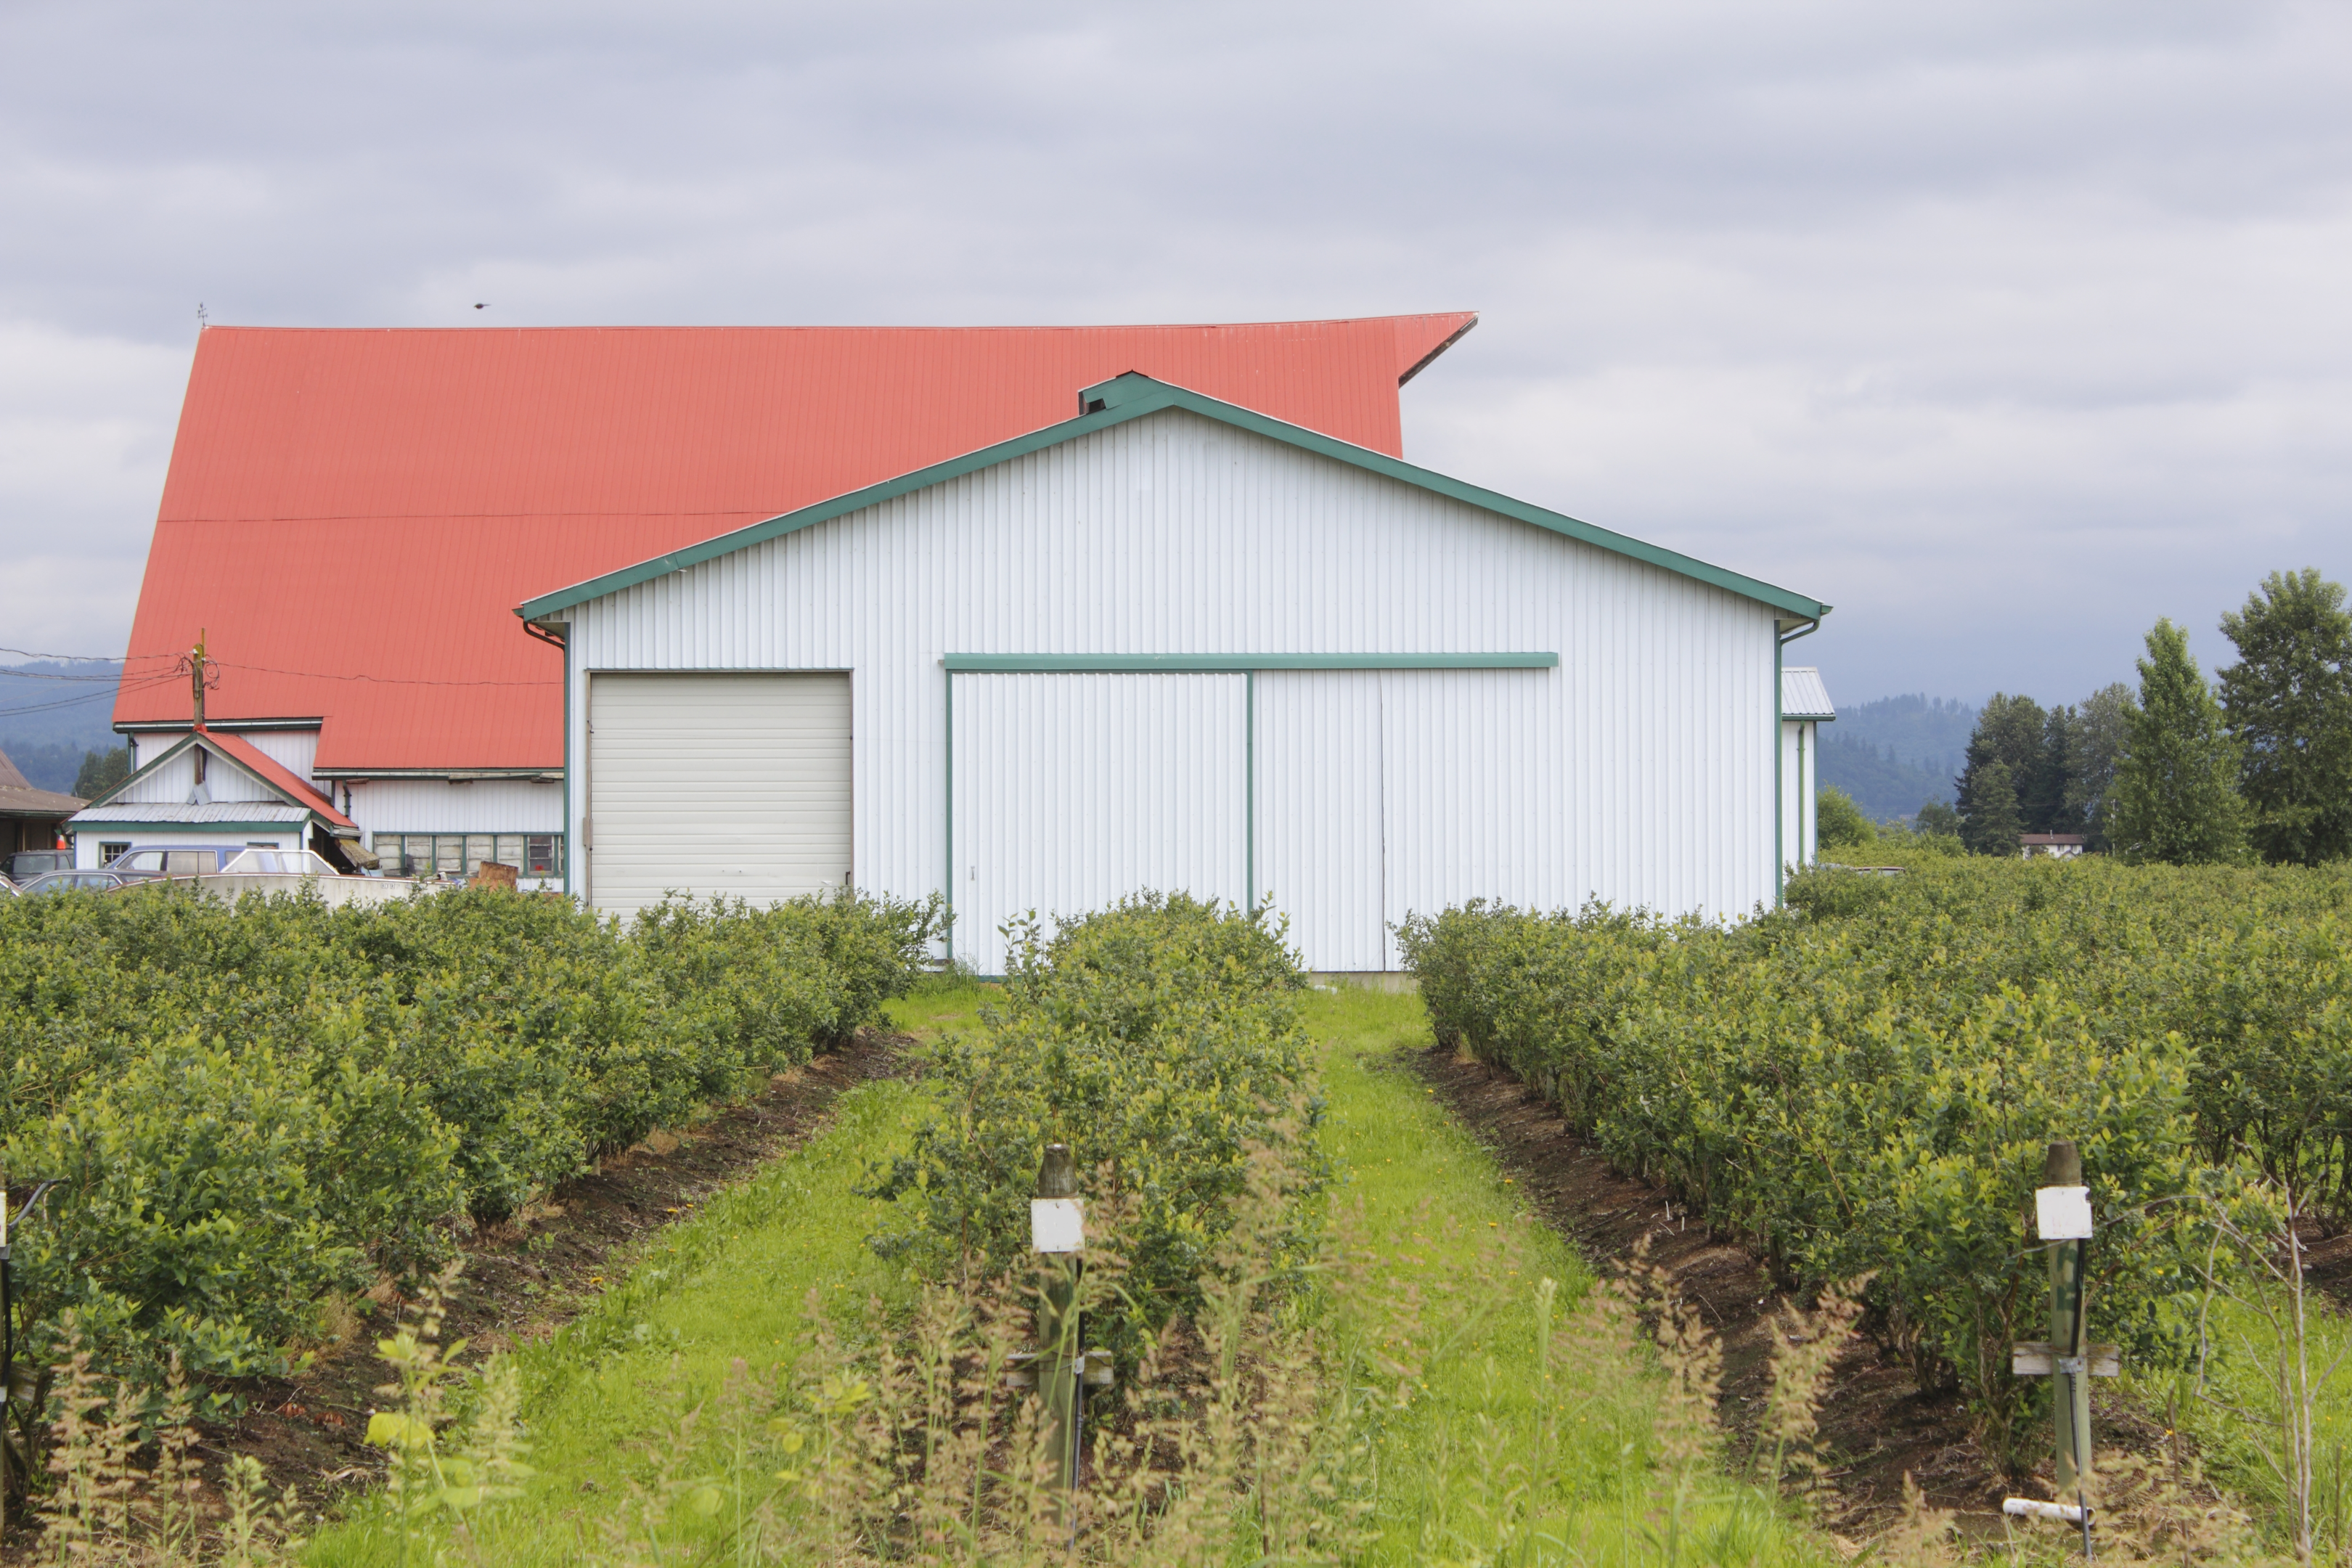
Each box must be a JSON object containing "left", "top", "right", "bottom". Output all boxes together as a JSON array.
[
  {"left": 302, "top": 992, "right": 966, "bottom": 1567},
  {"left": 309, "top": 981, "right": 1840, "bottom": 1566},
  {"left": 1304, "top": 984, "right": 1833, "bottom": 1567}
]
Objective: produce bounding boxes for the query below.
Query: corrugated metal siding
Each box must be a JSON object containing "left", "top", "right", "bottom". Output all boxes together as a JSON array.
[
  {"left": 566, "top": 407, "right": 1781, "bottom": 962},
  {"left": 118, "top": 317, "right": 1473, "bottom": 770},
  {"left": 951, "top": 673, "right": 1246, "bottom": 973},
  {"left": 238, "top": 730, "right": 321, "bottom": 780},
  {"left": 115, "top": 748, "right": 274, "bottom": 804},
  {"left": 1780, "top": 719, "right": 1818, "bottom": 870},
  {"left": 72, "top": 801, "right": 309, "bottom": 823},
  {"left": 344, "top": 777, "right": 562, "bottom": 835}
]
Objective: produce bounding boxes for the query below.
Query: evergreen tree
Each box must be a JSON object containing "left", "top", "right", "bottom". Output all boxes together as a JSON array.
[
  {"left": 1960, "top": 759, "right": 2023, "bottom": 854},
  {"left": 2216, "top": 568, "right": 2352, "bottom": 865},
  {"left": 72, "top": 744, "right": 129, "bottom": 800},
  {"left": 1955, "top": 693, "right": 2045, "bottom": 844},
  {"left": 2030, "top": 704, "right": 2082, "bottom": 833},
  {"left": 2067, "top": 682, "right": 2133, "bottom": 851},
  {"left": 2109, "top": 618, "right": 2247, "bottom": 865}
]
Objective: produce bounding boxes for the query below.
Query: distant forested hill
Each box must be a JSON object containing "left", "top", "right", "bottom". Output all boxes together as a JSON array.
[
  {"left": 1817, "top": 693, "right": 1977, "bottom": 822},
  {"left": 0, "top": 661, "right": 127, "bottom": 793}
]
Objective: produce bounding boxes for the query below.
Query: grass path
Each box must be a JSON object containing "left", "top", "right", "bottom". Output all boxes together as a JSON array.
[{"left": 308, "top": 984, "right": 1838, "bottom": 1566}]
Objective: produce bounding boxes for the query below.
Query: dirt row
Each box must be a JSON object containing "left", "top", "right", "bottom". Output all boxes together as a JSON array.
[{"left": 1403, "top": 1039, "right": 2183, "bottom": 1538}]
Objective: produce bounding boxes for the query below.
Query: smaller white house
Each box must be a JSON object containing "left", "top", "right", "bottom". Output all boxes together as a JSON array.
[
  {"left": 68, "top": 728, "right": 367, "bottom": 870},
  {"left": 2020, "top": 833, "right": 2086, "bottom": 859},
  {"left": 1779, "top": 666, "right": 1836, "bottom": 871}
]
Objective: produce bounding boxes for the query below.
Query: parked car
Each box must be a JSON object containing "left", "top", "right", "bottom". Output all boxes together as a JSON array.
[
  {"left": 17, "top": 870, "right": 127, "bottom": 895},
  {"left": 217, "top": 848, "right": 343, "bottom": 876},
  {"left": 102, "top": 846, "right": 253, "bottom": 883},
  {"left": 4, "top": 849, "right": 74, "bottom": 883}
]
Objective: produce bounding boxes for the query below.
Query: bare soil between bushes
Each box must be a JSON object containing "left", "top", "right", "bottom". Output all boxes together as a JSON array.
[
  {"left": 0, "top": 1031, "right": 910, "bottom": 1559},
  {"left": 1403, "top": 1040, "right": 2211, "bottom": 1540}
]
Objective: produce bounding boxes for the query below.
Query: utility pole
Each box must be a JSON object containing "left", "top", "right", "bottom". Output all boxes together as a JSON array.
[{"left": 189, "top": 629, "right": 208, "bottom": 729}]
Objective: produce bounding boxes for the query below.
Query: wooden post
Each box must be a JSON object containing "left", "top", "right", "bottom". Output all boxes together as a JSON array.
[
  {"left": 2044, "top": 1140, "right": 2094, "bottom": 1497},
  {"left": 1032, "top": 1145, "right": 1083, "bottom": 1500}
]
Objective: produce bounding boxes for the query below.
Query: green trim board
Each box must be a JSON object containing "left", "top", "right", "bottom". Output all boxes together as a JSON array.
[
  {"left": 942, "top": 653, "right": 1558, "bottom": 673},
  {"left": 517, "top": 374, "right": 1832, "bottom": 624}
]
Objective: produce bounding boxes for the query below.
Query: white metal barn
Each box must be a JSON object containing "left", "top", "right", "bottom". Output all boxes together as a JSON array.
[
  {"left": 521, "top": 374, "right": 1832, "bottom": 973},
  {"left": 1779, "top": 666, "right": 1837, "bottom": 871}
]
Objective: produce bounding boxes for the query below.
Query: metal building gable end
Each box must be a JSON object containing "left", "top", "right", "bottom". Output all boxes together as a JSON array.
[{"left": 518, "top": 377, "right": 1832, "bottom": 625}]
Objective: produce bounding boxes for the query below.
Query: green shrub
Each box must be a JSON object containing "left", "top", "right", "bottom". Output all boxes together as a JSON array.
[
  {"left": 1815, "top": 785, "right": 1875, "bottom": 849},
  {"left": 0, "top": 881, "right": 939, "bottom": 1393},
  {"left": 1398, "top": 857, "right": 2352, "bottom": 1462},
  {"left": 862, "top": 894, "right": 1324, "bottom": 1349}
]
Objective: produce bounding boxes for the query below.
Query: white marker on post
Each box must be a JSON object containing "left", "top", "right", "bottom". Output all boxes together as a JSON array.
[
  {"left": 1031, "top": 1196, "right": 1085, "bottom": 1254},
  {"left": 2035, "top": 1184, "right": 2094, "bottom": 1241}
]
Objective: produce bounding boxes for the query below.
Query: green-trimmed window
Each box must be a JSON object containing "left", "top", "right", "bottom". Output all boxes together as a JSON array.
[{"left": 369, "top": 832, "right": 565, "bottom": 879}]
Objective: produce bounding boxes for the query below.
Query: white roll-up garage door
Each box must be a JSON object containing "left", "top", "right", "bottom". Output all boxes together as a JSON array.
[
  {"left": 951, "top": 672, "right": 1246, "bottom": 974},
  {"left": 588, "top": 672, "right": 851, "bottom": 916}
]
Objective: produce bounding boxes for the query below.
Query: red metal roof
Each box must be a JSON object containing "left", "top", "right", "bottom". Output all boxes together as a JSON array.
[
  {"left": 197, "top": 727, "right": 354, "bottom": 828},
  {"left": 118, "top": 315, "right": 1475, "bottom": 771}
]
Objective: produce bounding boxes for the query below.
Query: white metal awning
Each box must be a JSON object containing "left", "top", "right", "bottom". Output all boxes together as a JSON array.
[{"left": 1781, "top": 666, "right": 1835, "bottom": 722}]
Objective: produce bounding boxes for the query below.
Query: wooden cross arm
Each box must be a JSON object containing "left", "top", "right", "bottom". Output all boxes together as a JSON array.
[
  {"left": 2012, "top": 1342, "right": 2120, "bottom": 1377},
  {"left": 1002, "top": 1350, "right": 1117, "bottom": 1389}
]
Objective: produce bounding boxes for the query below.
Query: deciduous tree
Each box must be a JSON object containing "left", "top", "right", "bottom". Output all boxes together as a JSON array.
[{"left": 2217, "top": 568, "right": 2352, "bottom": 866}]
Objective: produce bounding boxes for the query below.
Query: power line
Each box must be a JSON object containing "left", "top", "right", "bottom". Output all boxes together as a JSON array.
[
  {"left": 0, "top": 647, "right": 173, "bottom": 666},
  {"left": 0, "top": 671, "right": 183, "bottom": 720},
  {"left": 208, "top": 659, "right": 557, "bottom": 688}
]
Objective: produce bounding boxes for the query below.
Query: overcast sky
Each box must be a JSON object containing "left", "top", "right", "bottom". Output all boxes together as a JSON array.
[{"left": 3, "top": 1, "right": 2345, "bottom": 709}]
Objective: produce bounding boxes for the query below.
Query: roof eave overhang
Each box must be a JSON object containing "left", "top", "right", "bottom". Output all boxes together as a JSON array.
[
  {"left": 516, "top": 375, "right": 1833, "bottom": 625},
  {"left": 312, "top": 766, "right": 561, "bottom": 781},
  {"left": 113, "top": 717, "right": 324, "bottom": 734}
]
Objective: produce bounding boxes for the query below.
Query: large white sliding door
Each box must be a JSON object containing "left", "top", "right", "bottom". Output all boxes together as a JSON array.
[
  {"left": 588, "top": 672, "right": 852, "bottom": 916},
  {"left": 950, "top": 672, "right": 1246, "bottom": 973},
  {"left": 1254, "top": 671, "right": 1387, "bottom": 971},
  {"left": 1256, "top": 667, "right": 1561, "bottom": 971}
]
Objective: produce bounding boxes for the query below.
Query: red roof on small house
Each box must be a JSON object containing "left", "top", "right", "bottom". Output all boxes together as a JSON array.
[
  {"left": 115, "top": 314, "right": 1477, "bottom": 772},
  {"left": 197, "top": 728, "right": 355, "bottom": 828}
]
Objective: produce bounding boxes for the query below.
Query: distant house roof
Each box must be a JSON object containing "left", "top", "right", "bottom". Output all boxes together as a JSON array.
[
  {"left": 523, "top": 373, "right": 1832, "bottom": 624},
  {"left": 1781, "top": 666, "right": 1835, "bottom": 722},
  {"left": 114, "top": 315, "right": 1478, "bottom": 773},
  {"left": 2020, "top": 833, "right": 2086, "bottom": 846},
  {"left": 0, "top": 745, "right": 84, "bottom": 821},
  {"left": 70, "top": 727, "right": 356, "bottom": 835}
]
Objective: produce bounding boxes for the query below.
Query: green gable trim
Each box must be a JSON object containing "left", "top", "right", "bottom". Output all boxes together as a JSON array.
[
  {"left": 78, "top": 731, "right": 205, "bottom": 811},
  {"left": 75, "top": 732, "right": 332, "bottom": 829},
  {"left": 517, "top": 375, "right": 1831, "bottom": 623},
  {"left": 942, "top": 653, "right": 1558, "bottom": 673}
]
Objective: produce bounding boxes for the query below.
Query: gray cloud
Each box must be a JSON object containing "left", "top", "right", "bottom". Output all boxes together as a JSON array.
[{"left": 2, "top": 0, "right": 2345, "bottom": 707}]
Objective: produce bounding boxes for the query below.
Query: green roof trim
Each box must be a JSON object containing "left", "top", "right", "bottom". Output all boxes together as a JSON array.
[
  {"left": 76, "top": 730, "right": 205, "bottom": 811},
  {"left": 516, "top": 374, "right": 1832, "bottom": 623},
  {"left": 942, "top": 653, "right": 1559, "bottom": 673}
]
